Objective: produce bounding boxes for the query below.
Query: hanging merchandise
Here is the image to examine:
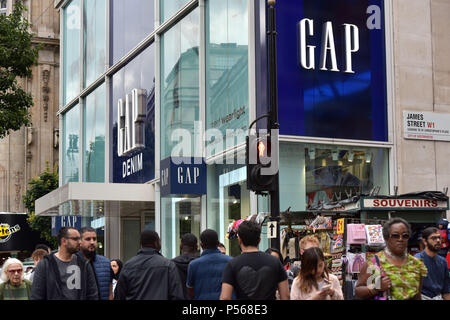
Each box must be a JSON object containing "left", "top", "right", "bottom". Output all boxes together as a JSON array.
[
  {"left": 308, "top": 215, "right": 332, "bottom": 229},
  {"left": 330, "top": 234, "right": 344, "bottom": 253},
  {"left": 365, "top": 225, "right": 385, "bottom": 246},
  {"left": 346, "top": 224, "right": 367, "bottom": 244},
  {"left": 226, "top": 213, "right": 267, "bottom": 240},
  {"left": 346, "top": 252, "right": 366, "bottom": 274},
  {"left": 318, "top": 231, "right": 331, "bottom": 255}
]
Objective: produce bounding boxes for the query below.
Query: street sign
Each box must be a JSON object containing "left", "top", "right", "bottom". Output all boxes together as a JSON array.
[{"left": 267, "top": 221, "right": 277, "bottom": 239}]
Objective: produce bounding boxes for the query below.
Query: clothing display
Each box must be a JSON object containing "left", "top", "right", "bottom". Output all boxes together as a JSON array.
[{"left": 365, "top": 225, "right": 385, "bottom": 246}]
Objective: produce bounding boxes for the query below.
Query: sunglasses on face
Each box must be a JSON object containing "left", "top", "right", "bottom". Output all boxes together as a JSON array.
[
  {"left": 389, "top": 233, "right": 410, "bottom": 240},
  {"left": 8, "top": 269, "right": 23, "bottom": 274}
]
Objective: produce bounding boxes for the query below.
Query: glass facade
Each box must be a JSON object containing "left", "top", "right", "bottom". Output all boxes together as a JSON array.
[
  {"left": 62, "top": 104, "right": 80, "bottom": 184},
  {"left": 83, "top": 84, "right": 106, "bottom": 182},
  {"left": 279, "top": 142, "right": 390, "bottom": 211},
  {"left": 57, "top": 0, "right": 392, "bottom": 260},
  {"left": 160, "top": 0, "right": 190, "bottom": 23},
  {"left": 111, "top": 0, "right": 155, "bottom": 65},
  {"left": 160, "top": 8, "right": 200, "bottom": 160},
  {"left": 63, "top": 0, "right": 81, "bottom": 104},
  {"left": 161, "top": 197, "right": 201, "bottom": 258},
  {"left": 84, "top": 0, "right": 106, "bottom": 88},
  {"left": 111, "top": 45, "right": 156, "bottom": 183},
  {"left": 206, "top": 162, "right": 250, "bottom": 257},
  {"left": 205, "top": 0, "right": 249, "bottom": 156}
]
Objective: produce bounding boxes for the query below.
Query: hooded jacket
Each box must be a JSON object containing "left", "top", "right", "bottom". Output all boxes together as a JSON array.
[
  {"left": 114, "top": 247, "right": 184, "bottom": 300},
  {"left": 172, "top": 253, "right": 199, "bottom": 299},
  {"left": 30, "top": 253, "right": 99, "bottom": 300}
]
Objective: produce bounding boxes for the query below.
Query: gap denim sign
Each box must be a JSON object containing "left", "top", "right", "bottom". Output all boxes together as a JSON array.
[{"left": 273, "top": 0, "right": 388, "bottom": 141}]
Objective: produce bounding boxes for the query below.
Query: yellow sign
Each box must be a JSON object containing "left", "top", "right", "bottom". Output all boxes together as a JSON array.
[
  {"left": 0, "top": 223, "right": 20, "bottom": 243},
  {"left": 336, "top": 218, "right": 345, "bottom": 235}
]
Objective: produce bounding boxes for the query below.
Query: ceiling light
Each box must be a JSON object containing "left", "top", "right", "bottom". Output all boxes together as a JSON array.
[
  {"left": 332, "top": 150, "right": 339, "bottom": 161},
  {"left": 348, "top": 151, "right": 354, "bottom": 162},
  {"left": 308, "top": 147, "right": 315, "bottom": 160}
]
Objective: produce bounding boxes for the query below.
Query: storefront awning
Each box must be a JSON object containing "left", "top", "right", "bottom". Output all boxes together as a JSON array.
[{"left": 35, "top": 182, "right": 155, "bottom": 216}]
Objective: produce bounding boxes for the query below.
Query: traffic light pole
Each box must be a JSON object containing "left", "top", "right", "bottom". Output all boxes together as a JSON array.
[{"left": 267, "top": 0, "right": 280, "bottom": 251}]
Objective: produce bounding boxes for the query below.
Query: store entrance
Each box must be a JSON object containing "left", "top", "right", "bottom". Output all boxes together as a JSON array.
[{"left": 119, "top": 202, "right": 155, "bottom": 263}]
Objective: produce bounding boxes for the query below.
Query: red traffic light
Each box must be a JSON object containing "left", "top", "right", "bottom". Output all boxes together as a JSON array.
[{"left": 258, "top": 140, "right": 266, "bottom": 157}]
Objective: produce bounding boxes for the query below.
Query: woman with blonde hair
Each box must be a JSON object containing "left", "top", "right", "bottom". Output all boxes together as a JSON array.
[
  {"left": 290, "top": 247, "right": 343, "bottom": 300},
  {"left": 0, "top": 258, "right": 32, "bottom": 300}
]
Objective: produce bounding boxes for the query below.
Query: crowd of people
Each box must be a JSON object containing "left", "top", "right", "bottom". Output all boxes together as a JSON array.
[{"left": 0, "top": 218, "right": 448, "bottom": 300}]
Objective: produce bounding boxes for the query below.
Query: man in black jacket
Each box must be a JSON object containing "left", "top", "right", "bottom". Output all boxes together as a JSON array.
[
  {"left": 30, "top": 227, "right": 99, "bottom": 300},
  {"left": 172, "top": 233, "right": 199, "bottom": 299},
  {"left": 114, "top": 230, "right": 184, "bottom": 300}
]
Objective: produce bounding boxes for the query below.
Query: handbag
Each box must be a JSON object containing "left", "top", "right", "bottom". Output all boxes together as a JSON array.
[{"left": 370, "top": 254, "right": 389, "bottom": 300}]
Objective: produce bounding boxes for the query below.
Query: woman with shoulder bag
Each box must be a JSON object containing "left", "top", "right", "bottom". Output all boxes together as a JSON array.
[{"left": 355, "top": 218, "right": 428, "bottom": 300}]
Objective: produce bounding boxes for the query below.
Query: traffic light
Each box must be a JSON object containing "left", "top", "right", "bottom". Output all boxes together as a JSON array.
[{"left": 246, "top": 133, "right": 277, "bottom": 193}]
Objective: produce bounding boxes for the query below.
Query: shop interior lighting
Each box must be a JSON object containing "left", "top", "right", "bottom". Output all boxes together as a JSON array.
[
  {"left": 348, "top": 151, "right": 354, "bottom": 162},
  {"left": 332, "top": 150, "right": 339, "bottom": 161},
  {"left": 308, "top": 147, "right": 316, "bottom": 160},
  {"left": 365, "top": 153, "right": 372, "bottom": 163}
]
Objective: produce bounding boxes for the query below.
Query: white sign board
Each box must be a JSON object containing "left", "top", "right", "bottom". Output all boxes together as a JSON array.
[
  {"left": 403, "top": 111, "right": 450, "bottom": 141},
  {"left": 267, "top": 221, "right": 277, "bottom": 239}
]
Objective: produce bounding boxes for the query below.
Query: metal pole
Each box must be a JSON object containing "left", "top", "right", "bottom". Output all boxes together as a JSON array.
[{"left": 268, "top": 0, "right": 280, "bottom": 251}]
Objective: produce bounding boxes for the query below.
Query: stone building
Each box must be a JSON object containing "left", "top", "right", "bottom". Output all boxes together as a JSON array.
[{"left": 0, "top": 0, "right": 59, "bottom": 212}]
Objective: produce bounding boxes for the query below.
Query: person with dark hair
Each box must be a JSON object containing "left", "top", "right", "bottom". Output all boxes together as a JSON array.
[
  {"left": 218, "top": 243, "right": 227, "bottom": 255},
  {"left": 355, "top": 217, "right": 427, "bottom": 300},
  {"left": 77, "top": 226, "right": 114, "bottom": 300},
  {"left": 265, "top": 248, "right": 284, "bottom": 265},
  {"left": 290, "top": 247, "right": 343, "bottom": 300},
  {"left": 172, "top": 233, "right": 199, "bottom": 300},
  {"left": 114, "top": 230, "right": 184, "bottom": 300},
  {"left": 110, "top": 259, "right": 122, "bottom": 298},
  {"left": 186, "top": 229, "right": 232, "bottom": 300},
  {"left": 414, "top": 227, "right": 450, "bottom": 300},
  {"left": 35, "top": 244, "right": 51, "bottom": 254},
  {"left": 30, "top": 227, "right": 98, "bottom": 300},
  {"left": 220, "top": 220, "right": 289, "bottom": 300}
]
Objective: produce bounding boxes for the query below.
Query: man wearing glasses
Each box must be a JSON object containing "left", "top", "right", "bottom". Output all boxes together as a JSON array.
[
  {"left": 30, "top": 227, "right": 98, "bottom": 300},
  {"left": 415, "top": 227, "right": 450, "bottom": 300}
]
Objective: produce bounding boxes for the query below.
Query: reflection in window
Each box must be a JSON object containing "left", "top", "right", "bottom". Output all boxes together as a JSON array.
[
  {"left": 160, "top": 8, "right": 199, "bottom": 160},
  {"left": 160, "top": 0, "right": 189, "bottom": 23},
  {"left": 63, "top": 0, "right": 81, "bottom": 104},
  {"left": 206, "top": 163, "right": 250, "bottom": 257},
  {"left": 83, "top": 84, "right": 105, "bottom": 182},
  {"left": 0, "top": 0, "right": 6, "bottom": 15},
  {"left": 111, "top": 45, "right": 156, "bottom": 183},
  {"left": 84, "top": 0, "right": 106, "bottom": 88},
  {"left": 206, "top": 0, "right": 249, "bottom": 155},
  {"left": 111, "top": 0, "right": 154, "bottom": 64},
  {"left": 63, "top": 105, "right": 80, "bottom": 184},
  {"left": 161, "top": 197, "right": 201, "bottom": 258},
  {"left": 278, "top": 142, "right": 389, "bottom": 212}
]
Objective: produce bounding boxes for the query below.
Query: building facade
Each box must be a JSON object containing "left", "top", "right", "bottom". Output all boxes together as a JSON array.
[
  {"left": 0, "top": 0, "right": 59, "bottom": 213},
  {"left": 36, "top": 0, "right": 449, "bottom": 261}
]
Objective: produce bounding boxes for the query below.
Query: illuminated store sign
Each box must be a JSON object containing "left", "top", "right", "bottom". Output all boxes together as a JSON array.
[
  {"left": 299, "top": 19, "right": 360, "bottom": 73},
  {"left": 273, "top": 0, "right": 388, "bottom": 141}
]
